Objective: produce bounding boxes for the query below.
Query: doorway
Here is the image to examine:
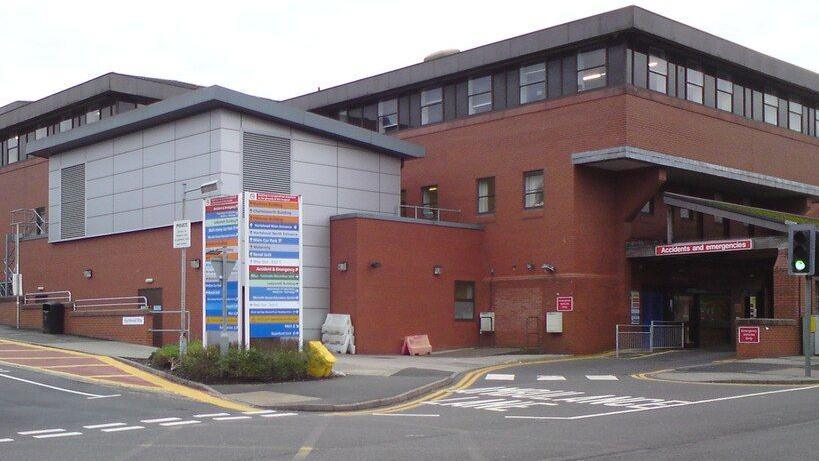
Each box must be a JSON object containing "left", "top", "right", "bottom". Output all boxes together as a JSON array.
[{"left": 138, "top": 288, "right": 163, "bottom": 347}]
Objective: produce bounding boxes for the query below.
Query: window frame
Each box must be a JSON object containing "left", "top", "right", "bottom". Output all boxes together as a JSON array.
[
  {"left": 577, "top": 47, "right": 607, "bottom": 92},
  {"left": 6, "top": 135, "right": 19, "bottom": 164},
  {"left": 788, "top": 101, "right": 802, "bottom": 132},
  {"left": 716, "top": 78, "right": 733, "bottom": 112},
  {"left": 421, "top": 185, "right": 439, "bottom": 219},
  {"left": 685, "top": 68, "right": 704, "bottom": 104},
  {"left": 467, "top": 76, "right": 492, "bottom": 115},
  {"left": 377, "top": 98, "right": 399, "bottom": 133},
  {"left": 647, "top": 50, "right": 668, "bottom": 94},
  {"left": 476, "top": 177, "right": 496, "bottom": 214},
  {"left": 763, "top": 93, "right": 778, "bottom": 125},
  {"left": 454, "top": 281, "right": 476, "bottom": 320},
  {"left": 420, "top": 87, "right": 443, "bottom": 126},
  {"left": 523, "top": 170, "right": 544, "bottom": 209},
  {"left": 519, "top": 61, "right": 547, "bottom": 104}
]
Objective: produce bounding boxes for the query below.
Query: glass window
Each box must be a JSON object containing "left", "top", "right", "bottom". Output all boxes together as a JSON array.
[
  {"left": 477, "top": 177, "right": 495, "bottom": 214},
  {"left": 454, "top": 281, "right": 475, "bottom": 320},
  {"left": 85, "top": 109, "right": 101, "bottom": 125},
  {"left": 59, "top": 119, "right": 72, "bottom": 133},
  {"left": 421, "top": 185, "right": 439, "bottom": 219},
  {"left": 468, "top": 76, "right": 492, "bottom": 115},
  {"left": 35, "top": 127, "right": 47, "bottom": 140},
  {"left": 577, "top": 48, "right": 607, "bottom": 92},
  {"left": 640, "top": 199, "right": 654, "bottom": 215},
  {"left": 337, "top": 109, "right": 349, "bottom": 123},
  {"left": 377, "top": 99, "right": 398, "bottom": 133},
  {"left": 716, "top": 78, "right": 733, "bottom": 112},
  {"left": 519, "top": 62, "right": 546, "bottom": 104},
  {"left": 686, "top": 68, "right": 703, "bottom": 104},
  {"left": 763, "top": 93, "right": 778, "bottom": 125},
  {"left": 420, "top": 88, "right": 443, "bottom": 125},
  {"left": 648, "top": 52, "right": 667, "bottom": 93},
  {"left": 788, "top": 101, "right": 802, "bottom": 132},
  {"left": 7, "top": 136, "right": 19, "bottom": 164},
  {"left": 680, "top": 208, "right": 693, "bottom": 220},
  {"left": 523, "top": 170, "right": 544, "bottom": 209}
]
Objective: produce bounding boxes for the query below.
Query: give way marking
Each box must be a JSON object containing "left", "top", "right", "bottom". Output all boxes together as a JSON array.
[{"left": 0, "top": 371, "right": 120, "bottom": 399}]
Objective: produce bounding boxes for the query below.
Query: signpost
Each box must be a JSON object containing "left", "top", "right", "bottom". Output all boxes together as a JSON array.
[
  {"left": 208, "top": 248, "right": 237, "bottom": 356},
  {"left": 202, "top": 195, "right": 242, "bottom": 348},
  {"left": 556, "top": 296, "right": 574, "bottom": 312},
  {"left": 172, "top": 220, "right": 191, "bottom": 249},
  {"left": 630, "top": 291, "right": 641, "bottom": 325}
]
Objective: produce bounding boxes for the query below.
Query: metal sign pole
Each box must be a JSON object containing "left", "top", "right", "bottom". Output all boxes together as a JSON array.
[
  {"left": 179, "top": 183, "right": 188, "bottom": 356},
  {"left": 805, "top": 276, "right": 813, "bottom": 377},
  {"left": 220, "top": 248, "right": 229, "bottom": 356}
]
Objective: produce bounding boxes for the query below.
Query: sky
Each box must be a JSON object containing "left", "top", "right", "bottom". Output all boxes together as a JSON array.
[{"left": 1, "top": 0, "right": 817, "bottom": 106}]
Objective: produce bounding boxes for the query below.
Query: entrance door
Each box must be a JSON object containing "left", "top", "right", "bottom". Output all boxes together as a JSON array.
[
  {"left": 698, "top": 294, "right": 731, "bottom": 348},
  {"left": 138, "top": 288, "right": 163, "bottom": 347},
  {"left": 641, "top": 292, "right": 664, "bottom": 325},
  {"left": 672, "top": 295, "right": 697, "bottom": 347}
]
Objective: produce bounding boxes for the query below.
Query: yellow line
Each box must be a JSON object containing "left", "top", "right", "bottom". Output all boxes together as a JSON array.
[
  {"left": 0, "top": 356, "right": 95, "bottom": 360},
  {"left": 631, "top": 370, "right": 809, "bottom": 387},
  {"left": 87, "top": 374, "right": 133, "bottom": 379},
  {"left": 293, "top": 446, "right": 313, "bottom": 460},
  {"left": 43, "top": 364, "right": 113, "bottom": 369}
]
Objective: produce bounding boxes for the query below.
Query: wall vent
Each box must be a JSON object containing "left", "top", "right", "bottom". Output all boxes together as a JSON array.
[
  {"left": 242, "top": 133, "right": 291, "bottom": 194},
  {"left": 60, "top": 164, "right": 85, "bottom": 239}
]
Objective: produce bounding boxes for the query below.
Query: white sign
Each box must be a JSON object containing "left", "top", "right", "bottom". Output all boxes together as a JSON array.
[
  {"left": 122, "top": 316, "right": 145, "bottom": 326},
  {"left": 173, "top": 220, "right": 191, "bottom": 249}
]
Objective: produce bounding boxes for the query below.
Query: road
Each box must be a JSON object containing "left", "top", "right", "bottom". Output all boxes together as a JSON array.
[{"left": 2, "top": 350, "right": 819, "bottom": 460}]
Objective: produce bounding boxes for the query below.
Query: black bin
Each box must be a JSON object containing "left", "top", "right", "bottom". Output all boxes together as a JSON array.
[{"left": 42, "top": 303, "right": 65, "bottom": 334}]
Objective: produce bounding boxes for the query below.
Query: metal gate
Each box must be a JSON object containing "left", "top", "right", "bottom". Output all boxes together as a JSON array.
[{"left": 616, "top": 321, "right": 685, "bottom": 357}]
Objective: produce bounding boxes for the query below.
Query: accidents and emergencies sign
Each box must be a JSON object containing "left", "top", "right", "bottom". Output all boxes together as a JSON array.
[
  {"left": 655, "top": 239, "right": 752, "bottom": 256},
  {"left": 172, "top": 220, "right": 191, "bottom": 249}
]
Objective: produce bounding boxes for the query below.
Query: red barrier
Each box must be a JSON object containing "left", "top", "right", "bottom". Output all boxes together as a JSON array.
[{"left": 402, "top": 334, "right": 432, "bottom": 355}]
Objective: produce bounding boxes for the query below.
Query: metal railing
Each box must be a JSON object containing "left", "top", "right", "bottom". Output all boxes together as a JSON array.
[
  {"left": 399, "top": 205, "right": 461, "bottom": 222},
  {"left": 650, "top": 320, "right": 685, "bottom": 350},
  {"left": 73, "top": 296, "right": 148, "bottom": 314},
  {"left": 616, "top": 321, "right": 685, "bottom": 357},
  {"left": 149, "top": 308, "right": 191, "bottom": 336},
  {"left": 23, "top": 290, "right": 72, "bottom": 306}
]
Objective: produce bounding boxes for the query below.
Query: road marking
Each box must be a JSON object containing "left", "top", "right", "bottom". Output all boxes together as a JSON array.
[
  {"left": 243, "top": 410, "right": 276, "bottom": 415},
  {"left": 372, "top": 413, "right": 440, "bottom": 417},
  {"left": 87, "top": 394, "right": 121, "bottom": 400},
  {"left": 0, "top": 438, "right": 13, "bottom": 442},
  {"left": 261, "top": 413, "right": 297, "bottom": 418},
  {"left": 33, "top": 432, "right": 82, "bottom": 439},
  {"left": 213, "top": 416, "right": 252, "bottom": 421},
  {"left": 293, "top": 446, "right": 313, "bottom": 460},
  {"left": 18, "top": 429, "right": 65, "bottom": 435},
  {"left": 0, "top": 372, "right": 119, "bottom": 399},
  {"left": 102, "top": 426, "right": 144, "bottom": 433},
  {"left": 485, "top": 373, "right": 515, "bottom": 381},
  {"left": 193, "top": 412, "right": 231, "bottom": 418},
  {"left": 140, "top": 417, "right": 180, "bottom": 424},
  {"left": 537, "top": 375, "right": 566, "bottom": 381},
  {"left": 159, "top": 420, "right": 201, "bottom": 427},
  {"left": 83, "top": 423, "right": 126, "bottom": 429},
  {"left": 586, "top": 375, "right": 619, "bottom": 380}
]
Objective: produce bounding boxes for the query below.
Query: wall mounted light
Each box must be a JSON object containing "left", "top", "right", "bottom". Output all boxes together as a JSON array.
[
  {"left": 541, "top": 263, "right": 556, "bottom": 272},
  {"left": 190, "top": 259, "right": 201, "bottom": 269},
  {"left": 337, "top": 261, "right": 348, "bottom": 272},
  {"left": 145, "top": 278, "right": 155, "bottom": 284},
  {"left": 36, "top": 286, "right": 44, "bottom": 291},
  {"left": 526, "top": 263, "right": 535, "bottom": 271},
  {"left": 83, "top": 269, "right": 93, "bottom": 279},
  {"left": 369, "top": 261, "right": 381, "bottom": 269},
  {"left": 433, "top": 265, "right": 442, "bottom": 276}
]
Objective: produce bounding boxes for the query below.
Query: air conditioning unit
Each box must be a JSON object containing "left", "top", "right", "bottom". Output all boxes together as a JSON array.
[{"left": 479, "top": 312, "right": 495, "bottom": 333}]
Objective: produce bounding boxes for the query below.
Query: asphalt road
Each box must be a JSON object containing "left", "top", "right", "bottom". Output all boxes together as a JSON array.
[{"left": 2, "top": 350, "right": 819, "bottom": 461}]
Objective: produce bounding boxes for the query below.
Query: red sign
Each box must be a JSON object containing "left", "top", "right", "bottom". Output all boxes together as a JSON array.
[
  {"left": 556, "top": 296, "right": 574, "bottom": 312},
  {"left": 655, "top": 239, "right": 753, "bottom": 256},
  {"left": 738, "top": 326, "right": 760, "bottom": 344}
]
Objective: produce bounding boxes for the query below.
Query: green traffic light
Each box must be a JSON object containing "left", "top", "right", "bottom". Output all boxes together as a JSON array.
[{"left": 794, "top": 260, "right": 807, "bottom": 272}]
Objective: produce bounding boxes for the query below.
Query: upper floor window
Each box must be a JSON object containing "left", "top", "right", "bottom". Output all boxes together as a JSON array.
[
  {"left": 454, "top": 281, "right": 475, "bottom": 320},
  {"left": 35, "top": 127, "right": 47, "bottom": 140},
  {"left": 686, "top": 68, "right": 704, "bottom": 104},
  {"left": 421, "top": 185, "right": 439, "bottom": 219},
  {"left": 421, "top": 88, "right": 443, "bottom": 125},
  {"left": 523, "top": 170, "right": 544, "bottom": 209},
  {"left": 377, "top": 99, "right": 398, "bottom": 133},
  {"left": 468, "top": 76, "right": 492, "bottom": 115},
  {"left": 86, "top": 109, "right": 101, "bottom": 125},
  {"left": 519, "top": 62, "right": 546, "bottom": 104},
  {"left": 763, "top": 93, "right": 778, "bottom": 125},
  {"left": 788, "top": 101, "right": 802, "bottom": 132},
  {"left": 59, "top": 119, "right": 72, "bottom": 133},
  {"left": 648, "top": 52, "right": 667, "bottom": 93},
  {"left": 577, "top": 48, "right": 607, "bottom": 91},
  {"left": 477, "top": 177, "right": 495, "bottom": 214},
  {"left": 716, "top": 78, "right": 733, "bottom": 112},
  {"left": 7, "top": 136, "right": 19, "bottom": 164}
]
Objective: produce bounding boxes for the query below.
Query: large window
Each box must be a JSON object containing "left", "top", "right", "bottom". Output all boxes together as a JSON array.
[
  {"left": 6, "top": 136, "right": 19, "bottom": 164},
  {"left": 577, "top": 48, "right": 607, "bottom": 91},
  {"left": 686, "top": 68, "right": 704, "bottom": 104},
  {"left": 648, "top": 52, "right": 667, "bottom": 93},
  {"left": 35, "top": 127, "right": 47, "bottom": 140},
  {"left": 421, "top": 88, "right": 443, "bottom": 125},
  {"left": 763, "top": 93, "right": 778, "bottom": 125},
  {"left": 421, "top": 185, "right": 439, "bottom": 219},
  {"left": 519, "top": 62, "right": 546, "bottom": 104},
  {"left": 717, "top": 78, "right": 733, "bottom": 112},
  {"left": 59, "top": 119, "right": 72, "bottom": 133},
  {"left": 377, "top": 99, "right": 398, "bottom": 133},
  {"left": 468, "top": 76, "right": 492, "bottom": 115},
  {"left": 477, "top": 177, "right": 495, "bottom": 214},
  {"left": 788, "top": 101, "right": 802, "bottom": 132},
  {"left": 523, "top": 170, "right": 544, "bottom": 209},
  {"left": 454, "top": 281, "right": 475, "bottom": 320},
  {"left": 86, "top": 108, "right": 101, "bottom": 125}
]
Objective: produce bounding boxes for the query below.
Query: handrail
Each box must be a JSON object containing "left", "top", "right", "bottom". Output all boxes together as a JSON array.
[
  {"left": 73, "top": 296, "right": 148, "bottom": 312},
  {"left": 23, "top": 290, "right": 72, "bottom": 305},
  {"left": 399, "top": 205, "right": 462, "bottom": 222}
]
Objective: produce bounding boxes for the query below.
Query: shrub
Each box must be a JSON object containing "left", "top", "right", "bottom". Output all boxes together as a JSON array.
[
  {"left": 222, "top": 347, "right": 274, "bottom": 381},
  {"left": 177, "top": 343, "right": 223, "bottom": 383},
  {"left": 271, "top": 350, "right": 309, "bottom": 381},
  {"left": 149, "top": 344, "right": 180, "bottom": 370}
]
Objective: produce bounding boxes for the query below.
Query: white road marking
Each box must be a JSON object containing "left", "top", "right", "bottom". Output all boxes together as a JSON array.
[
  {"left": 102, "top": 426, "right": 144, "bottom": 433},
  {"left": 18, "top": 429, "right": 65, "bottom": 435},
  {"left": 506, "top": 385, "right": 819, "bottom": 420},
  {"left": 537, "top": 375, "right": 566, "bottom": 381},
  {"left": 372, "top": 413, "right": 440, "bottom": 417},
  {"left": 213, "top": 416, "right": 252, "bottom": 421},
  {"left": 0, "top": 373, "right": 118, "bottom": 399},
  {"left": 586, "top": 375, "right": 619, "bottom": 381},
  {"left": 87, "top": 394, "right": 121, "bottom": 400},
  {"left": 242, "top": 410, "right": 276, "bottom": 415},
  {"left": 33, "top": 431, "right": 82, "bottom": 439},
  {"left": 83, "top": 423, "right": 126, "bottom": 429},
  {"left": 159, "top": 420, "right": 201, "bottom": 427},
  {"left": 193, "top": 412, "right": 230, "bottom": 418},
  {"left": 261, "top": 413, "right": 297, "bottom": 418},
  {"left": 485, "top": 373, "right": 515, "bottom": 381},
  {"left": 0, "top": 438, "right": 14, "bottom": 443},
  {"left": 140, "top": 417, "right": 180, "bottom": 424}
]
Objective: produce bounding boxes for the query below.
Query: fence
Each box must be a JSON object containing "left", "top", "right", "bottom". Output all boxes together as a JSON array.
[{"left": 615, "top": 321, "right": 685, "bottom": 357}]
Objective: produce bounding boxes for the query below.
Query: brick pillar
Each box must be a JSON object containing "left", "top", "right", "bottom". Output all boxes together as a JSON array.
[{"left": 773, "top": 249, "right": 801, "bottom": 320}]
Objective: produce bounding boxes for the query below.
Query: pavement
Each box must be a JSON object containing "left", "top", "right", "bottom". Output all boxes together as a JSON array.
[
  {"left": 0, "top": 324, "right": 156, "bottom": 359},
  {"left": 647, "top": 355, "right": 819, "bottom": 384}
]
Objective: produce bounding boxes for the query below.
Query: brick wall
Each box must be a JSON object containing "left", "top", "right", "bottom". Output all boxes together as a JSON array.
[
  {"left": 735, "top": 320, "right": 801, "bottom": 359},
  {"left": 0, "top": 300, "right": 43, "bottom": 330},
  {"left": 66, "top": 311, "right": 154, "bottom": 346}
]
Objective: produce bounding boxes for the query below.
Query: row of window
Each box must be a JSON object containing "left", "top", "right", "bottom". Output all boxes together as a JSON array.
[
  {"left": 416, "top": 170, "right": 545, "bottom": 217},
  {"left": 629, "top": 48, "right": 816, "bottom": 134}
]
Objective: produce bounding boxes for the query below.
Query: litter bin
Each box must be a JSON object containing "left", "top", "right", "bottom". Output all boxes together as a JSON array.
[{"left": 42, "top": 303, "right": 65, "bottom": 334}]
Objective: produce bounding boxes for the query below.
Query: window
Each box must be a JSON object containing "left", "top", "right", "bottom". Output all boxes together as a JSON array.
[
  {"left": 686, "top": 68, "right": 704, "bottom": 104},
  {"left": 377, "top": 99, "right": 398, "bottom": 133},
  {"left": 523, "top": 170, "right": 544, "bottom": 209},
  {"left": 454, "top": 281, "right": 475, "bottom": 320},
  {"left": 648, "top": 52, "right": 667, "bottom": 93},
  {"left": 763, "top": 93, "right": 778, "bottom": 125},
  {"left": 59, "top": 119, "right": 72, "bottom": 133},
  {"left": 477, "top": 177, "right": 495, "bottom": 214},
  {"left": 6, "top": 136, "right": 19, "bottom": 164},
  {"left": 468, "top": 76, "right": 492, "bottom": 115},
  {"left": 86, "top": 109, "right": 101, "bottom": 125},
  {"left": 680, "top": 208, "right": 693, "bottom": 220},
  {"left": 421, "top": 88, "right": 443, "bottom": 125},
  {"left": 640, "top": 199, "right": 654, "bottom": 215},
  {"left": 717, "top": 78, "right": 733, "bottom": 112},
  {"left": 577, "top": 48, "right": 607, "bottom": 91},
  {"left": 421, "top": 185, "right": 438, "bottom": 219},
  {"left": 35, "top": 127, "right": 47, "bottom": 140},
  {"left": 337, "top": 109, "right": 349, "bottom": 123},
  {"left": 788, "top": 101, "right": 802, "bottom": 132},
  {"left": 519, "top": 62, "right": 546, "bottom": 104}
]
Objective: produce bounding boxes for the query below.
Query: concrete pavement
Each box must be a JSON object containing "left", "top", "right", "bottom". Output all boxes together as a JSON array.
[
  {"left": 0, "top": 324, "right": 156, "bottom": 359},
  {"left": 641, "top": 354, "right": 819, "bottom": 384}
]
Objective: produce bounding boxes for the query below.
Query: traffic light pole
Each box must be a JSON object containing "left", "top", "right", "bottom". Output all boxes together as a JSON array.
[{"left": 805, "top": 276, "right": 813, "bottom": 378}]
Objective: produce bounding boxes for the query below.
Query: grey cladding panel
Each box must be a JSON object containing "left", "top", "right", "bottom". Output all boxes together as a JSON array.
[
  {"left": 60, "top": 164, "right": 86, "bottom": 239},
  {"left": 243, "top": 132, "right": 291, "bottom": 194}
]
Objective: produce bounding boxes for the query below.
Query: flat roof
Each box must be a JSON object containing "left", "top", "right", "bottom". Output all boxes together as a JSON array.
[
  {"left": 26, "top": 85, "right": 424, "bottom": 159},
  {"left": 285, "top": 5, "right": 819, "bottom": 111}
]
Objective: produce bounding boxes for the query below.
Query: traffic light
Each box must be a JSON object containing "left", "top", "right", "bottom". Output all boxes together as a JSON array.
[{"left": 788, "top": 224, "right": 816, "bottom": 276}]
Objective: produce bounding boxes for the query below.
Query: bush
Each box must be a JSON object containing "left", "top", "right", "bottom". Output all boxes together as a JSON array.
[
  {"left": 176, "top": 343, "right": 222, "bottom": 383},
  {"left": 149, "top": 344, "right": 180, "bottom": 370},
  {"left": 271, "top": 350, "right": 309, "bottom": 381},
  {"left": 222, "top": 347, "right": 274, "bottom": 381}
]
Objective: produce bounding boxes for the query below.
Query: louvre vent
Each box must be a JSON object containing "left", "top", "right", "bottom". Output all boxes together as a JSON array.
[
  {"left": 242, "top": 133, "right": 291, "bottom": 194},
  {"left": 60, "top": 164, "right": 85, "bottom": 239}
]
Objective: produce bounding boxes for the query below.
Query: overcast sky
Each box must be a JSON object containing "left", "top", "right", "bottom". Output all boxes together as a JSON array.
[{"left": 1, "top": 0, "right": 816, "bottom": 106}]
